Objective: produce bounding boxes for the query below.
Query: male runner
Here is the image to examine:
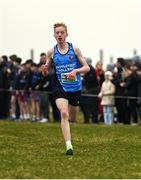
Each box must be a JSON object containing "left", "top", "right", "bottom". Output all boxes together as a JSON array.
[{"left": 42, "top": 22, "right": 90, "bottom": 155}]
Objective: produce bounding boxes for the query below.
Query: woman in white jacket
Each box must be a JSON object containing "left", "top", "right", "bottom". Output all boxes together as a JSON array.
[{"left": 98, "top": 71, "right": 115, "bottom": 125}]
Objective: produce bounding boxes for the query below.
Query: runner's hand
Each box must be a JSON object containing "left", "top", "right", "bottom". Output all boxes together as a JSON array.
[{"left": 67, "top": 70, "right": 77, "bottom": 80}]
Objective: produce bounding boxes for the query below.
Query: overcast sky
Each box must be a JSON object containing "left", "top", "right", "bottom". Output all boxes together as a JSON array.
[{"left": 0, "top": 0, "right": 141, "bottom": 65}]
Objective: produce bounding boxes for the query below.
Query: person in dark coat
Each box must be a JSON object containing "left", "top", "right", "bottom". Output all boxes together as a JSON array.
[
  {"left": 123, "top": 65, "right": 138, "bottom": 124},
  {"left": 135, "top": 63, "right": 141, "bottom": 124},
  {"left": 113, "top": 58, "right": 129, "bottom": 124},
  {"left": 0, "top": 56, "right": 11, "bottom": 119},
  {"left": 80, "top": 62, "right": 99, "bottom": 123}
]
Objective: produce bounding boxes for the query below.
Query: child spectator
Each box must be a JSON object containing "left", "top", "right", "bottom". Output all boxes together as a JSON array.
[{"left": 98, "top": 71, "right": 115, "bottom": 125}]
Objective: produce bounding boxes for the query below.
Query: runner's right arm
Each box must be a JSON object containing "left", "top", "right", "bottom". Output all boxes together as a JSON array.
[{"left": 41, "top": 48, "right": 54, "bottom": 74}]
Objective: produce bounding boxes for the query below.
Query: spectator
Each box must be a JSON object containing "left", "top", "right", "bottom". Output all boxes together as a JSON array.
[
  {"left": 136, "top": 63, "right": 141, "bottom": 124},
  {"left": 0, "top": 56, "right": 11, "bottom": 119},
  {"left": 9, "top": 54, "right": 17, "bottom": 68},
  {"left": 9, "top": 57, "right": 22, "bottom": 120},
  {"left": 123, "top": 65, "right": 138, "bottom": 124},
  {"left": 38, "top": 57, "right": 60, "bottom": 122},
  {"left": 80, "top": 61, "right": 99, "bottom": 123},
  {"left": 98, "top": 71, "right": 115, "bottom": 125},
  {"left": 113, "top": 58, "right": 127, "bottom": 124},
  {"left": 95, "top": 60, "right": 105, "bottom": 122},
  {"left": 39, "top": 53, "right": 47, "bottom": 66},
  {"left": 14, "top": 63, "right": 30, "bottom": 120},
  {"left": 38, "top": 68, "right": 50, "bottom": 122},
  {"left": 28, "top": 63, "right": 42, "bottom": 122},
  {"left": 24, "top": 59, "right": 33, "bottom": 118}
]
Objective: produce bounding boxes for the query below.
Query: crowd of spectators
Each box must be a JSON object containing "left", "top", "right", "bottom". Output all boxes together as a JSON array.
[
  {"left": 0, "top": 53, "right": 141, "bottom": 125},
  {"left": 0, "top": 53, "right": 60, "bottom": 123}
]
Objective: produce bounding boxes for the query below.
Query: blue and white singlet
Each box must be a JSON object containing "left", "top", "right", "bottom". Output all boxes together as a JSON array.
[{"left": 52, "top": 42, "right": 82, "bottom": 92}]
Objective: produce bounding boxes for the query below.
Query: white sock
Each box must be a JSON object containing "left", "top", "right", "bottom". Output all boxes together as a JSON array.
[{"left": 66, "top": 140, "right": 72, "bottom": 148}]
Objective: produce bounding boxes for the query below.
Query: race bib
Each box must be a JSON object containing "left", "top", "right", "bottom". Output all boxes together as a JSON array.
[{"left": 61, "top": 73, "right": 77, "bottom": 82}]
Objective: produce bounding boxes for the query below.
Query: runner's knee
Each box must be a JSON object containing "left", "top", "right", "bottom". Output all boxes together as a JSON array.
[{"left": 61, "top": 109, "right": 69, "bottom": 119}]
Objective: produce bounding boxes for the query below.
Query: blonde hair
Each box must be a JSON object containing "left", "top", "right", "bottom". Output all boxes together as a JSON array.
[{"left": 54, "top": 22, "right": 67, "bottom": 33}]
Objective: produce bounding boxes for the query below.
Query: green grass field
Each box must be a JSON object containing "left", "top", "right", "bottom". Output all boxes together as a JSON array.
[{"left": 0, "top": 121, "right": 141, "bottom": 179}]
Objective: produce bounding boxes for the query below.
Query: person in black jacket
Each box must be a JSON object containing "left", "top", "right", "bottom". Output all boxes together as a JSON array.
[
  {"left": 113, "top": 58, "right": 128, "bottom": 124},
  {"left": 0, "top": 56, "right": 11, "bottom": 119},
  {"left": 9, "top": 57, "right": 22, "bottom": 120},
  {"left": 38, "top": 66, "right": 61, "bottom": 122},
  {"left": 123, "top": 65, "right": 138, "bottom": 124},
  {"left": 80, "top": 61, "right": 99, "bottom": 123},
  {"left": 135, "top": 63, "right": 141, "bottom": 124}
]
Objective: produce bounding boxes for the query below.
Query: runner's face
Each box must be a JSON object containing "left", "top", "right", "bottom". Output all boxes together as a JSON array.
[{"left": 54, "top": 26, "right": 68, "bottom": 44}]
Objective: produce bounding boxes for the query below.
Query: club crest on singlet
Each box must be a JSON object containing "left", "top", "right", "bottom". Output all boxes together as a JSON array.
[{"left": 69, "top": 55, "right": 74, "bottom": 61}]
